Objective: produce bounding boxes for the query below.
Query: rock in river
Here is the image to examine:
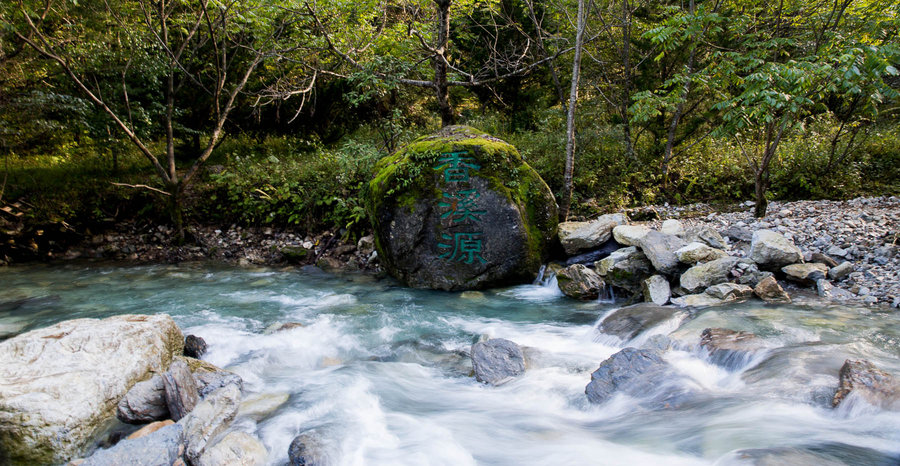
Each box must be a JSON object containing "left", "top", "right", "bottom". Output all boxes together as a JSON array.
[
  {"left": 558, "top": 213, "right": 627, "bottom": 256},
  {"left": 832, "top": 359, "right": 899, "bottom": 410},
  {"left": 471, "top": 338, "right": 526, "bottom": 385},
  {"left": 365, "top": 126, "right": 558, "bottom": 290},
  {"left": 556, "top": 264, "right": 606, "bottom": 300},
  {"left": 595, "top": 303, "right": 683, "bottom": 341},
  {"left": 0, "top": 314, "right": 183, "bottom": 466},
  {"left": 585, "top": 347, "right": 690, "bottom": 408},
  {"left": 117, "top": 374, "right": 169, "bottom": 424}
]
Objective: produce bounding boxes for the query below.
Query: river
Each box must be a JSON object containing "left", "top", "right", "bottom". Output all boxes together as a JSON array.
[{"left": 1, "top": 262, "right": 898, "bottom": 465}]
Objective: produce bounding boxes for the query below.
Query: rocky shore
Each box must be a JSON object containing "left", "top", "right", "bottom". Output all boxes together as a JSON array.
[{"left": 639, "top": 196, "right": 899, "bottom": 307}]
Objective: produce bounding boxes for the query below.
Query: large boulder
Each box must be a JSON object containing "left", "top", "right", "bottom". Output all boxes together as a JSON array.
[
  {"left": 556, "top": 264, "right": 606, "bottom": 300},
  {"left": 585, "top": 348, "right": 690, "bottom": 408},
  {"left": 679, "top": 256, "right": 740, "bottom": 294},
  {"left": 558, "top": 213, "right": 628, "bottom": 255},
  {"left": 471, "top": 338, "right": 526, "bottom": 385},
  {"left": 0, "top": 314, "right": 183, "bottom": 466},
  {"left": 700, "top": 328, "right": 765, "bottom": 368},
  {"left": 782, "top": 263, "right": 828, "bottom": 285},
  {"left": 642, "top": 275, "right": 671, "bottom": 305},
  {"left": 749, "top": 230, "right": 802, "bottom": 269},
  {"left": 596, "top": 246, "right": 654, "bottom": 293},
  {"left": 637, "top": 231, "right": 686, "bottom": 275},
  {"left": 612, "top": 225, "right": 651, "bottom": 246},
  {"left": 365, "top": 126, "right": 558, "bottom": 290},
  {"left": 675, "top": 242, "right": 728, "bottom": 265}
]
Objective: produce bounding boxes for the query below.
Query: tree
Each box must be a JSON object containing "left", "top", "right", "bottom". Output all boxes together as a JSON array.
[
  {"left": 10, "top": 0, "right": 297, "bottom": 240},
  {"left": 560, "top": 0, "right": 589, "bottom": 220}
]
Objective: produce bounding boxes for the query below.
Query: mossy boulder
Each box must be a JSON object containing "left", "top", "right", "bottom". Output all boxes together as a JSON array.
[{"left": 365, "top": 126, "right": 558, "bottom": 290}]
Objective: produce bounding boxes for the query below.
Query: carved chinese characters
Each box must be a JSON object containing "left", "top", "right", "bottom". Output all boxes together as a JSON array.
[{"left": 435, "top": 151, "right": 487, "bottom": 265}]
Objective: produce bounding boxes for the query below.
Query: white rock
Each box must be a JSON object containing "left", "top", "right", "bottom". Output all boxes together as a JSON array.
[
  {"left": 749, "top": 230, "right": 802, "bottom": 268},
  {"left": 612, "top": 225, "right": 651, "bottom": 246},
  {"left": 0, "top": 315, "right": 183, "bottom": 465},
  {"left": 642, "top": 275, "right": 671, "bottom": 305},
  {"left": 675, "top": 242, "right": 728, "bottom": 264},
  {"left": 198, "top": 431, "right": 267, "bottom": 466},
  {"left": 660, "top": 219, "right": 685, "bottom": 237}
]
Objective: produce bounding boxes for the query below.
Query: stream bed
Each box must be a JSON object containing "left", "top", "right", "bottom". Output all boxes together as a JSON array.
[{"left": 1, "top": 262, "right": 899, "bottom": 465}]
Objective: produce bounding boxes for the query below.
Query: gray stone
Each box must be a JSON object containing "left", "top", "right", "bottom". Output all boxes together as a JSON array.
[
  {"left": 198, "top": 431, "right": 267, "bottom": 466},
  {"left": 828, "top": 262, "right": 854, "bottom": 281},
  {"left": 637, "top": 231, "right": 687, "bottom": 274},
  {"left": 705, "top": 283, "right": 753, "bottom": 302},
  {"left": 721, "top": 225, "right": 753, "bottom": 243},
  {"left": 612, "top": 225, "right": 651, "bottom": 246},
  {"left": 558, "top": 213, "right": 628, "bottom": 255},
  {"left": 675, "top": 242, "right": 728, "bottom": 265},
  {"left": 642, "top": 275, "right": 671, "bottom": 305},
  {"left": 660, "top": 219, "right": 684, "bottom": 237},
  {"left": 753, "top": 276, "right": 791, "bottom": 304},
  {"left": 356, "top": 234, "right": 375, "bottom": 256},
  {"left": 782, "top": 263, "right": 829, "bottom": 285},
  {"left": 163, "top": 360, "right": 200, "bottom": 421},
  {"left": 684, "top": 225, "right": 727, "bottom": 249},
  {"left": 471, "top": 338, "right": 526, "bottom": 385},
  {"left": 0, "top": 315, "right": 183, "bottom": 466},
  {"left": 827, "top": 245, "right": 848, "bottom": 258},
  {"left": 263, "top": 322, "right": 305, "bottom": 334},
  {"left": 556, "top": 264, "right": 606, "bottom": 300},
  {"left": 733, "top": 260, "right": 774, "bottom": 287},
  {"left": 679, "top": 257, "right": 740, "bottom": 294},
  {"left": 82, "top": 423, "right": 184, "bottom": 466},
  {"left": 179, "top": 383, "right": 242, "bottom": 464},
  {"left": 117, "top": 375, "right": 169, "bottom": 424},
  {"left": 238, "top": 392, "right": 290, "bottom": 421},
  {"left": 595, "top": 303, "right": 681, "bottom": 341},
  {"left": 289, "top": 430, "right": 327, "bottom": 466},
  {"left": 749, "top": 230, "right": 803, "bottom": 269},
  {"left": 671, "top": 293, "right": 729, "bottom": 307},
  {"left": 595, "top": 247, "right": 654, "bottom": 292},
  {"left": 367, "top": 126, "right": 558, "bottom": 291},
  {"left": 188, "top": 360, "right": 243, "bottom": 399},
  {"left": 585, "top": 348, "right": 690, "bottom": 408},
  {"left": 810, "top": 252, "right": 839, "bottom": 268},
  {"left": 832, "top": 359, "right": 899, "bottom": 410}
]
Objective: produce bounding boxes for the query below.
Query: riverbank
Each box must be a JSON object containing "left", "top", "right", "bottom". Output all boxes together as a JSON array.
[{"left": 2, "top": 196, "right": 897, "bottom": 307}]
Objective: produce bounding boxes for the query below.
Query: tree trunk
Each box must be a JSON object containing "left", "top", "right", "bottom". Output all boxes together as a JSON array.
[
  {"left": 621, "top": 0, "right": 634, "bottom": 161},
  {"left": 434, "top": 0, "right": 455, "bottom": 127},
  {"left": 753, "top": 170, "right": 768, "bottom": 218},
  {"left": 560, "top": 0, "right": 587, "bottom": 221},
  {"left": 169, "top": 183, "right": 186, "bottom": 244}
]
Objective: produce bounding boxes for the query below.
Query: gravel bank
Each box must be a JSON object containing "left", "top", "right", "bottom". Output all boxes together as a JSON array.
[{"left": 640, "top": 196, "right": 899, "bottom": 307}]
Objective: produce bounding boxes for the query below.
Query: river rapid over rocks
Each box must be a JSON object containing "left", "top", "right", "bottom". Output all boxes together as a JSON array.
[{"left": 1, "top": 263, "right": 898, "bottom": 465}]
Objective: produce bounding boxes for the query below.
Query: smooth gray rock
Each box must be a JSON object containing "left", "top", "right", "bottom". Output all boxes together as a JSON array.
[
  {"left": 289, "top": 430, "right": 328, "bottom": 466},
  {"left": 82, "top": 423, "right": 184, "bottom": 466},
  {"left": 612, "top": 225, "right": 651, "bottom": 246},
  {"left": 117, "top": 374, "right": 169, "bottom": 424},
  {"left": 828, "top": 262, "right": 854, "bottom": 281},
  {"left": 198, "top": 431, "right": 267, "bottom": 466},
  {"left": 675, "top": 242, "right": 728, "bottom": 264},
  {"left": 0, "top": 314, "right": 183, "bottom": 466},
  {"left": 637, "top": 230, "right": 686, "bottom": 274},
  {"left": 238, "top": 392, "right": 290, "bottom": 422},
  {"left": 596, "top": 246, "right": 654, "bottom": 292},
  {"left": 642, "top": 275, "right": 671, "bottom": 305},
  {"left": 832, "top": 359, "right": 899, "bottom": 410},
  {"left": 556, "top": 264, "right": 606, "bottom": 300},
  {"left": 179, "top": 383, "right": 242, "bottom": 464},
  {"left": 595, "top": 303, "right": 681, "bottom": 341},
  {"left": 671, "top": 293, "right": 729, "bottom": 307},
  {"left": 163, "top": 360, "right": 200, "bottom": 421},
  {"left": 192, "top": 365, "right": 243, "bottom": 399},
  {"left": 810, "top": 252, "right": 839, "bottom": 268},
  {"left": 679, "top": 256, "right": 740, "bottom": 294},
  {"left": 753, "top": 276, "right": 791, "bottom": 304},
  {"left": 721, "top": 225, "right": 753, "bottom": 243},
  {"left": 471, "top": 338, "right": 526, "bottom": 385},
  {"left": 585, "top": 348, "right": 690, "bottom": 408},
  {"left": 558, "top": 213, "right": 628, "bottom": 255},
  {"left": 782, "top": 263, "right": 828, "bottom": 285},
  {"left": 749, "top": 230, "right": 802, "bottom": 269}
]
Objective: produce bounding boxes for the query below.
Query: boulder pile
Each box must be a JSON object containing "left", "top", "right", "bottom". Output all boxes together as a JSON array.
[{"left": 554, "top": 213, "right": 866, "bottom": 307}]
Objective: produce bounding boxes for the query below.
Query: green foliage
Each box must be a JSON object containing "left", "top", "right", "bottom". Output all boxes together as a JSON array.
[{"left": 200, "top": 135, "right": 382, "bottom": 238}]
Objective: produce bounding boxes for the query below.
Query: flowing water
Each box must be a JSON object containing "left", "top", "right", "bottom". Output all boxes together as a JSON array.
[{"left": 2, "top": 262, "right": 899, "bottom": 465}]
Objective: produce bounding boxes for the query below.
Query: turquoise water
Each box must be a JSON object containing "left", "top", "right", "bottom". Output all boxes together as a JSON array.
[{"left": 2, "top": 262, "right": 899, "bottom": 465}]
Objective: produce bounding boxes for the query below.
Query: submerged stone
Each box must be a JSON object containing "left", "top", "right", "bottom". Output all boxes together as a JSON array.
[
  {"left": 471, "top": 338, "right": 526, "bottom": 385},
  {"left": 366, "top": 126, "right": 558, "bottom": 290}
]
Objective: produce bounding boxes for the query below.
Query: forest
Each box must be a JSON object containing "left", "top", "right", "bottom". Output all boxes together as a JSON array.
[{"left": 1, "top": 0, "right": 898, "bottom": 245}]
